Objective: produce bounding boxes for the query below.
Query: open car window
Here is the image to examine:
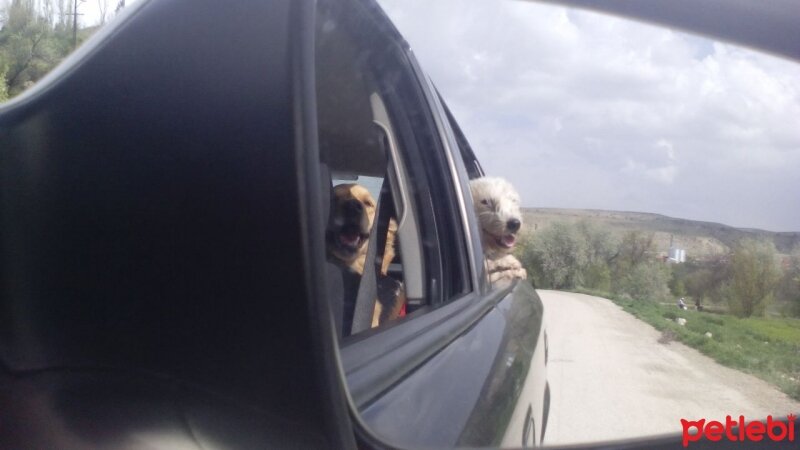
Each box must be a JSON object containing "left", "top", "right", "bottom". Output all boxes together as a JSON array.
[{"left": 316, "top": 0, "right": 471, "bottom": 341}]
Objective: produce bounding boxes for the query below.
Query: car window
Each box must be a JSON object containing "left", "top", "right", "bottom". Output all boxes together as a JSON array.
[
  {"left": 441, "top": 96, "right": 485, "bottom": 180},
  {"left": 316, "top": 0, "right": 470, "bottom": 340}
]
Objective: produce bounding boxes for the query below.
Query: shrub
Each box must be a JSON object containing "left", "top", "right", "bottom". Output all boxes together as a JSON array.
[
  {"left": 583, "top": 262, "right": 611, "bottom": 292},
  {"left": 727, "top": 239, "right": 780, "bottom": 317},
  {"left": 613, "top": 260, "right": 672, "bottom": 302},
  {"left": 520, "top": 222, "right": 587, "bottom": 289}
]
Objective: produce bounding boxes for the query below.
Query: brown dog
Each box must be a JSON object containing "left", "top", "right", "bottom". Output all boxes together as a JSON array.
[{"left": 326, "top": 183, "right": 404, "bottom": 328}]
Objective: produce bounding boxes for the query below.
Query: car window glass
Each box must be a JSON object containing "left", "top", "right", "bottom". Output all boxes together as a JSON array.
[
  {"left": 379, "top": 0, "right": 800, "bottom": 446},
  {"left": 316, "top": 0, "right": 471, "bottom": 341}
]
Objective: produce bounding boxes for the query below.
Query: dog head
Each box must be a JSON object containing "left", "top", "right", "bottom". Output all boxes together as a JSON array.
[
  {"left": 327, "top": 183, "right": 376, "bottom": 267},
  {"left": 469, "top": 177, "right": 523, "bottom": 259}
]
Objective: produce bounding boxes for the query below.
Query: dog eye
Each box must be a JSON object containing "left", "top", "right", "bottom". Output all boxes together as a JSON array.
[{"left": 480, "top": 199, "right": 490, "bottom": 206}]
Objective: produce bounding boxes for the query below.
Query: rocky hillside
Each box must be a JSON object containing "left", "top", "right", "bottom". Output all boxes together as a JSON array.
[{"left": 523, "top": 208, "right": 800, "bottom": 260}]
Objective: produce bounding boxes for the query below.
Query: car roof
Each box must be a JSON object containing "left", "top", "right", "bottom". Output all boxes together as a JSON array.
[{"left": 534, "top": 0, "right": 800, "bottom": 62}]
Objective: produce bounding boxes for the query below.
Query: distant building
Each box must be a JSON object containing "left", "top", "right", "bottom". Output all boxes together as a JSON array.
[
  {"left": 668, "top": 247, "right": 686, "bottom": 263},
  {"left": 668, "top": 235, "right": 686, "bottom": 263}
]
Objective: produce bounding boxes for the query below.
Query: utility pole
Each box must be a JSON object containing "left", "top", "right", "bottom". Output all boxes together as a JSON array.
[
  {"left": 73, "top": 0, "right": 78, "bottom": 48},
  {"left": 66, "top": 0, "right": 85, "bottom": 50}
]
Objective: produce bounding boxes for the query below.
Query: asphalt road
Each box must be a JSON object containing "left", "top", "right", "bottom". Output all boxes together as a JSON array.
[{"left": 538, "top": 290, "right": 800, "bottom": 446}]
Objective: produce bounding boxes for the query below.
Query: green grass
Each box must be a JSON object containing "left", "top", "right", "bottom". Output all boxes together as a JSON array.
[{"left": 573, "top": 288, "right": 800, "bottom": 400}]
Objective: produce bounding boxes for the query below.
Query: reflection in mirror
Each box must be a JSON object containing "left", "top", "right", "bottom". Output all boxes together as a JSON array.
[
  {"left": 378, "top": 0, "right": 800, "bottom": 447},
  {"left": 317, "top": 0, "right": 550, "bottom": 447},
  {"left": 0, "top": 0, "right": 134, "bottom": 103},
  {"left": 315, "top": 0, "right": 413, "bottom": 339},
  {"left": 381, "top": 0, "right": 800, "bottom": 444}
]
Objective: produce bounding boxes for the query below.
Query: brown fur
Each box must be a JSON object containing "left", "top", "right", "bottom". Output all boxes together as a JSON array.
[{"left": 327, "top": 183, "right": 404, "bottom": 328}]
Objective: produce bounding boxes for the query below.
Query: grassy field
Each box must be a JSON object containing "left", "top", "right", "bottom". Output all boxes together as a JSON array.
[{"left": 575, "top": 288, "right": 800, "bottom": 400}]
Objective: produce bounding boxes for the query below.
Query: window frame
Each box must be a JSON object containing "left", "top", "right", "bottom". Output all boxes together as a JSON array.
[
  {"left": 376, "top": 76, "right": 473, "bottom": 307},
  {"left": 318, "top": 0, "right": 474, "bottom": 329},
  {"left": 319, "top": 0, "right": 514, "bottom": 412}
]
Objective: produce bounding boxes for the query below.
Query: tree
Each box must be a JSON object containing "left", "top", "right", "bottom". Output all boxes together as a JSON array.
[
  {"left": 775, "top": 244, "right": 800, "bottom": 317},
  {"left": 519, "top": 221, "right": 672, "bottom": 301},
  {"left": 56, "top": 0, "right": 70, "bottom": 28},
  {"left": 575, "top": 220, "right": 617, "bottom": 291},
  {"left": 669, "top": 276, "right": 687, "bottom": 298},
  {"left": 40, "top": 0, "right": 56, "bottom": 25},
  {"left": 583, "top": 262, "right": 611, "bottom": 292},
  {"left": 614, "top": 260, "right": 672, "bottom": 302},
  {"left": 0, "top": 0, "right": 98, "bottom": 99},
  {"left": 0, "top": 58, "right": 9, "bottom": 101},
  {"left": 683, "top": 254, "right": 731, "bottom": 304},
  {"left": 613, "top": 230, "right": 656, "bottom": 275},
  {"left": 728, "top": 239, "right": 780, "bottom": 317},
  {"left": 794, "top": 274, "right": 800, "bottom": 317},
  {"left": 521, "top": 221, "right": 587, "bottom": 289},
  {"left": 96, "top": 0, "right": 110, "bottom": 25},
  {"left": 576, "top": 220, "right": 618, "bottom": 265},
  {"left": 1, "top": 0, "right": 59, "bottom": 96}
]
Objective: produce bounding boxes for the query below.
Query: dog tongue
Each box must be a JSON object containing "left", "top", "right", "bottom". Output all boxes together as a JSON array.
[
  {"left": 340, "top": 231, "right": 361, "bottom": 247},
  {"left": 501, "top": 235, "right": 516, "bottom": 247}
]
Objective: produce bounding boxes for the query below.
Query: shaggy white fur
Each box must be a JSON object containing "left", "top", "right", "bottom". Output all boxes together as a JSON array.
[{"left": 469, "top": 177, "right": 527, "bottom": 282}]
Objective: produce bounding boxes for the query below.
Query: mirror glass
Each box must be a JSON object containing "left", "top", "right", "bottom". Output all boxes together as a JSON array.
[
  {"left": 4, "top": 0, "right": 797, "bottom": 447},
  {"left": 377, "top": 0, "right": 800, "bottom": 447}
]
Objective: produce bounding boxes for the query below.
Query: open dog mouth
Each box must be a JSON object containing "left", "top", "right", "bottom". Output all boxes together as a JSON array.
[
  {"left": 485, "top": 230, "right": 517, "bottom": 249},
  {"left": 336, "top": 225, "right": 368, "bottom": 252}
]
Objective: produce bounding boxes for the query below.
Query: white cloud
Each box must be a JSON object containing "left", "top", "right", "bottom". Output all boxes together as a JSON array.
[
  {"left": 657, "top": 140, "right": 676, "bottom": 161},
  {"left": 378, "top": 0, "right": 800, "bottom": 231}
]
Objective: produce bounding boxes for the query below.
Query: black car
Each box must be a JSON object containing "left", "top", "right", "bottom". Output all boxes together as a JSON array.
[{"left": 0, "top": 0, "right": 549, "bottom": 448}]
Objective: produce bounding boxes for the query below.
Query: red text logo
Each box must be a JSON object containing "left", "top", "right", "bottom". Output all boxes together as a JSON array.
[{"left": 681, "top": 414, "right": 795, "bottom": 447}]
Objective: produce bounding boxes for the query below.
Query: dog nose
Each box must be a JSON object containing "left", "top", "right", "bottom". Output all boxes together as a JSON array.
[
  {"left": 343, "top": 199, "right": 363, "bottom": 216},
  {"left": 507, "top": 218, "right": 521, "bottom": 232}
]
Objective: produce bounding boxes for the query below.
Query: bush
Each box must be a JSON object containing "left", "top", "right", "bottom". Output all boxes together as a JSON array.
[
  {"left": 727, "top": 239, "right": 780, "bottom": 317},
  {"left": 583, "top": 262, "right": 611, "bottom": 292},
  {"left": 520, "top": 222, "right": 587, "bottom": 289},
  {"left": 613, "top": 261, "right": 672, "bottom": 302}
]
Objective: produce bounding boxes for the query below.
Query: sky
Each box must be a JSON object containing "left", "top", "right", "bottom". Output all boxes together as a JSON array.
[
  {"left": 378, "top": 0, "right": 800, "bottom": 232},
  {"left": 78, "top": 0, "right": 138, "bottom": 26},
  {"left": 55, "top": 0, "right": 800, "bottom": 231}
]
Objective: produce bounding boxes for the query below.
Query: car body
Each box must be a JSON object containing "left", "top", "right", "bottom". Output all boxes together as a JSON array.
[{"left": 0, "top": 0, "right": 549, "bottom": 448}]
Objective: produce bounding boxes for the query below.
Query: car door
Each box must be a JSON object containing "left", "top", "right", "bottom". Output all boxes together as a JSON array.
[{"left": 315, "top": 0, "right": 549, "bottom": 447}]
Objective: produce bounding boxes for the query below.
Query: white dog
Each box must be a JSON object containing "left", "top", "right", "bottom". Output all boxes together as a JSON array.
[{"left": 470, "top": 177, "right": 527, "bottom": 283}]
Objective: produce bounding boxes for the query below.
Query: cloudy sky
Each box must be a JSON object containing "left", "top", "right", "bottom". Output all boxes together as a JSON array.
[{"left": 378, "top": 0, "right": 800, "bottom": 232}]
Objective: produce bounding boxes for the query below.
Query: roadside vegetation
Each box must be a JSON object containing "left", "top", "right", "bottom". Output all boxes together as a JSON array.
[
  {"left": 583, "top": 288, "right": 800, "bottom": 400},
  {"left": 1, "top": 1, "right": 122, "bottom": 102},
  {"left": 517, "top": 219, "right": 800, "bottom": 399}
]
